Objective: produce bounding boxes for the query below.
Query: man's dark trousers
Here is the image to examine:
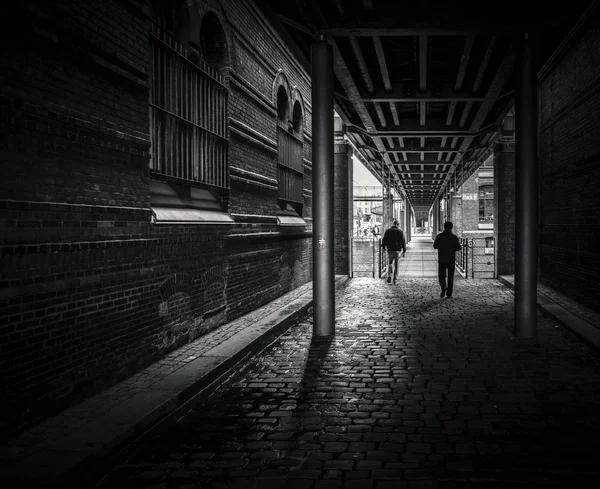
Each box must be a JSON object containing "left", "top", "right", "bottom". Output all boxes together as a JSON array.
[{"left": 438, "top": 262, "right": 455, "bottom": 297}]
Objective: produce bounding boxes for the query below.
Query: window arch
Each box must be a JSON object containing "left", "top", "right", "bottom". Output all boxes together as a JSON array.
[
  {"left": 274, "top": 74, "right": 303, "bottom": 214},
  {"left": 291, "top": 88, "right": 305, "bottom": 136},
  {"left": 277, "top": 85, "right": 290, "bottom": 125},
  {"left": 149, "top": 2, "right": 230, "bottom": 196},
  {"left": 292, "top": 101, "right": 303, "bottom": 133},
  {"left": 200, "top": 11, "right": 229, "bottom": 76}
]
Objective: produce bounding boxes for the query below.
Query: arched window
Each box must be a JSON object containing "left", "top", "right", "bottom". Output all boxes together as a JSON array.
[
  {"left": 292, "top": 100, "right": 303, "bottom": 134},
  {"left": 277, "top": 86, "right": 289, "bottom": 125},
  {"left": 149, "top": 3, "right": 229, "bottom": 194},
  {"left": 478, "top": 185, "right": 494, "bottom": 222},
  {"left": 275, "top": 80, "right": 303, "bottom": 214}
]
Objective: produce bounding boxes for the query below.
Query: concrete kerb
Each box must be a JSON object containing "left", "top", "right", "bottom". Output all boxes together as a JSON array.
[
  {"left": 498, "top": 275, "right": 600, "bottom": 353},
  {"left": 48, "top": 275, "right": 350, "bottom": 488}
]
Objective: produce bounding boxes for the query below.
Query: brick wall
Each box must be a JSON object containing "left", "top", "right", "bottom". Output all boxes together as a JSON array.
[
  {"left": 538, "top": 10, "right": 600, "bottom": 313},
  {"left": 0, "top": 0, "right": 318, "bottom": 439},
  {"left": 334, "top": 142, "right": 352, "bottom": 276},
  {"left": 447, "top": 161, "right": 496, "bottom": 278},
  {"left": 494, "top": 141, "right": 515, "bottom": 276}
]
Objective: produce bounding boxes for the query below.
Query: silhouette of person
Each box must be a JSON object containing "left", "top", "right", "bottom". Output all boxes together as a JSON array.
[
  {"left": 433, "top": 221, "right": 462, "bottom": 298},
  {"left": 381, "top": 219, "right": 406, "bottom": 284}
]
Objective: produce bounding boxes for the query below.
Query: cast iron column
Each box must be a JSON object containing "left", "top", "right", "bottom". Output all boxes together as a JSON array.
[
  {"left": 407, "top": 203, "right": 412, "bottom": 243},
  {"left": 311, "top": 35, "right": 335, "bottom": 336},
  {"left": 515, "top": 32, "right": 538, "bottom": 338},
  {"left": 404, "top": 201, "right": 409, "bottom": 242}
]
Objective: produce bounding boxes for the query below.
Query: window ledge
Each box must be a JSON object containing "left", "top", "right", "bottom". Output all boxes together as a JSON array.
[
  {"left": 277, "top": 215, "right": 306, "bottom": 227},
  {"left": 152, "top": 207, "right": 234, "bottom": 224}
]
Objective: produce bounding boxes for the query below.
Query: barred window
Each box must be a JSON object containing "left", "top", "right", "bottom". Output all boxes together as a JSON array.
[
  {"left": 276, "top": 87, "right": 303, "bottom": 213},
  {"left": 277, "top": 128, "right": 303, "bottom": 204},
  {"left": 149, "top": 29, "right": 228, "bottom": 189}
]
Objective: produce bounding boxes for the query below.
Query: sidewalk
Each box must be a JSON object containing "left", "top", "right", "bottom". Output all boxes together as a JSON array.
[
  {"left": 2, "top": 272, "right": 600, "bottom": 487},
  {"left": 499, "top": 275, "right": 600, "bottom": 350},
  {"left": 1, "top": 276, "right": 349, "bottom": 486}
]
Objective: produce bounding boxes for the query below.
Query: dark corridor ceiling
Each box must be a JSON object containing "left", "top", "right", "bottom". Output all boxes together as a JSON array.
[{"left": 256, "top": 0, "right": 595, "bottom": 215}]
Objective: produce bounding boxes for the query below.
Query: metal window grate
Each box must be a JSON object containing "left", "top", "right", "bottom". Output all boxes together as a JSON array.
[
  {"left": 149, "top": 31, "right": 228, "bottom": 189},
  {"left": 277, "top": 126, "right": 303, "bottom": 204}
]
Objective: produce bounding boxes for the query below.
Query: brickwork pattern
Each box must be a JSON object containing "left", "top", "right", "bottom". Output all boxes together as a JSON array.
[
  {"left": 0, "top": 0, "right": 316, "bottom": 439},
  {"left": 1, "top": 281, "right": 316, "bottom": 472},
  {"left": 538, "top": 13, "right": 600, "bottom": 312},
  {"left": 334, "top": 144, "right": 352, "bottom": 276},
  {"left": 91, "top": 278, "right": 600, "bottom": 487},
  {"left": 447, "top": 170, "right": 495, "bottom": 279},
  {"left": 494, "top": 143, "right": 515, "bottom": 276}
]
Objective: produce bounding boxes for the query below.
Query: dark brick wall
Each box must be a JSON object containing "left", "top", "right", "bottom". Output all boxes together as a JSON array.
[
  {"left": 0, "top": 0, "right": 315, "bottom": 439},
  {"left": 494, "top": 141, "right": 516, "bottom": 276},
  {"left": 538, "top": 11, "right": 600, "bottom": 313}
]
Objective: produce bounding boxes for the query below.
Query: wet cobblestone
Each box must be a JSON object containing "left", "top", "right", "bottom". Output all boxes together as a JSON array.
[{"left": 94, "top": 278, "right": 600, "bottom": 488}]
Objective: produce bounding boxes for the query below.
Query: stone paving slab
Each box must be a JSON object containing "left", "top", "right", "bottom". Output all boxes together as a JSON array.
[
  {"left": 61, "top": 277, "right": 600, "bottom": 488},
  {"left": 1, "top": 277, "right": 349, "bottom": 486}
]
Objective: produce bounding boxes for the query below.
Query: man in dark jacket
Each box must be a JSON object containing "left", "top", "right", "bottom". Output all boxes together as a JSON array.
[
  {"left": 381, "top": 219, "right": 406, "bottom": 284},
  {"left": 433, "top": 221, "right": 462, "bottom": 298}
]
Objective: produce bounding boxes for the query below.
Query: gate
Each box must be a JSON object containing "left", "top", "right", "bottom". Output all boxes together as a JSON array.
[
  {"left": 455, "top": 236, "right": 495, "bottom": 279},
  {"left": 456, "top": 237, "right": 469, "bottom": 278},
  {"left": 470, "top": 236, "right": 495, "bottom": 279},
  {"left": 351, "top": 236, "right": 386, "bottom": 278}
]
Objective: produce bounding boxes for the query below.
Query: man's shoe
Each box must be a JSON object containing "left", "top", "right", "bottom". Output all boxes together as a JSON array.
[
  {"left": 393, "top": 278, "right": 397, "bottom": 284},
  {"left": 387, "top": 277, "right": 392, "bottom": 284},
  {"left": 440, "top": 287, "right": 446, "bottom": 298},
  {"left": 446, "top": 294, "right": 452, "bottom": 298}
]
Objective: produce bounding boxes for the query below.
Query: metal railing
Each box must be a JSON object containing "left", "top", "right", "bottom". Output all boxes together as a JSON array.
[
  {"left": 470, "top": 236, "right": 496, "bottom": 279},
  {"left": 455, "top": 236, "right": 496, "bottom": 279},
  {"left": 351, "top": 236, "right": 386, "bottom": 278},
  {"left": 456, "top": 237, "right": 469, "bottom": 278}
]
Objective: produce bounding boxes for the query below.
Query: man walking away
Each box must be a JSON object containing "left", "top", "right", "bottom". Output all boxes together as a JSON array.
[
  {"left": 381, "top": 219, "right": 406, "bottom": 284},
  {"left": 433, "top": 221, "right": 462, "bottom": 298}
]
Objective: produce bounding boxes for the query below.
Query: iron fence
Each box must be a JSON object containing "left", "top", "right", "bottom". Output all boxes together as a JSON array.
[
  {"left": 351, "top": 236, "right": 386, "bottom": 278},
  {"left": 455, "top": 236, "right": 495, "bottom": 279},
  {"left": 470, "top": 236, "right": 496, "bottom": 279},
  {"left": 456, "top": 237, "right": 469, "bottom": 278}
]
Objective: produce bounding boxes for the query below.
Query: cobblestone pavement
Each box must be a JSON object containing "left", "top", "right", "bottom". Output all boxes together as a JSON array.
[{"left": 92, "top": 278, "right": 600, "bottom": 488}]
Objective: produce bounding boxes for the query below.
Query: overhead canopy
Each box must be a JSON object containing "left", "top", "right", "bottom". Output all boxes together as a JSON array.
[{"left": 256, "top": 0, "right": 592, "bottom": 216}]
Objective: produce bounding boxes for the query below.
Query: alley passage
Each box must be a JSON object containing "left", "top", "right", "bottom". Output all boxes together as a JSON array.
[
  {"left": 396, "top": 235, "right": 439, "bottom": 278},
  {"left": 94, "top": 278, "right": 600, "bottom": 488}
]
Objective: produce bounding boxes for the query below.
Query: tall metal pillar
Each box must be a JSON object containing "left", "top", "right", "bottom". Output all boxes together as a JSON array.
[
  {"left": 404, "top": 201, "right": 408, "bottom": 241},
  {"left": 407, "top": 203, "right": 412, "bottom": 242},
  {"left": 311, "top": 35, "right": 335, "bottom": 336},
  {"left": 515, "top": 32, "right": 538, "bottom": 338}
]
